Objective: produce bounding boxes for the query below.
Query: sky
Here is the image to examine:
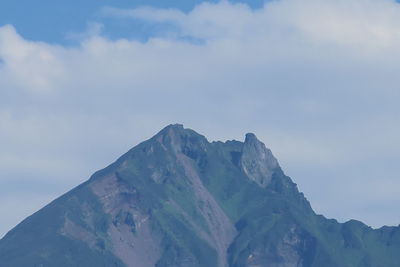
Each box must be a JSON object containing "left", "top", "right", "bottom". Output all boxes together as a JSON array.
[{"left": 1, "top": 0, "right": 400, "bottom": 238}]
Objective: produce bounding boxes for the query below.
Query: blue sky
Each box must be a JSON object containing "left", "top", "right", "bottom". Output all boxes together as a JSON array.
[
  {"left": 0, "top": 0, "right": 265, "bottom": 44},
  {"left": 1, "top": 0, "right": 400, "bottom": 238}
]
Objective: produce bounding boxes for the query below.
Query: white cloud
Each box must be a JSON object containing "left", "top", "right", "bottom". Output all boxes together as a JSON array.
[
  {"left": 104, "top": 0, "right": 400, "bottom": 48},
  {"left": 0, "top": 25, "right": 66, "bottom": 93},
  {"left": 265, "top": 0, "right": 400, "bottom": 48},
  {"left": 2, "top": 0, "right": 400, "bottom": 237}
]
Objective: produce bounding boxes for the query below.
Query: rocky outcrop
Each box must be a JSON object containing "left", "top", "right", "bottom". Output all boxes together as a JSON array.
[{"left": 240, "top": 133, "right": 279, "bottom": 187}]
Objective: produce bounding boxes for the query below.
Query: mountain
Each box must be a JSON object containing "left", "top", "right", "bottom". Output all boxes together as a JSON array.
[{"left": 1, "top": 124, "right": 400, "bottom": 267}]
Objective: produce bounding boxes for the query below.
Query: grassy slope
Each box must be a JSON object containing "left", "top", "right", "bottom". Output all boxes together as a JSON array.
[
  {"left": 1, "top": 126, "right": 400, "bottom": 267},
  {"left": 197, "top": 140, "right": 400, "bottom": 267},
  {"left": 0, "top": 184, "right": 125, "bottom": 267}
]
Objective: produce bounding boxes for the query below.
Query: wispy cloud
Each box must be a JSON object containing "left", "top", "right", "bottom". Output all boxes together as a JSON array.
[
  {"left": 102, "top": 6, "right": 187, "bottom": 22},
  {"left": 103, "top": 0, "right": 400, "bottom": 47}
]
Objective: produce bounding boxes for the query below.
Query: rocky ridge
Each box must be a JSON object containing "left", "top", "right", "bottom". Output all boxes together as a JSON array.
[{"left": 1, "top": 124, "right": 400, "bottom": 267}]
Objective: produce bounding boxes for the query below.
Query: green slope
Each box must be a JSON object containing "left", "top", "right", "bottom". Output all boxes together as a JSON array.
[{"left": 0, "top": 124, "right": 399, "bottom": 267}]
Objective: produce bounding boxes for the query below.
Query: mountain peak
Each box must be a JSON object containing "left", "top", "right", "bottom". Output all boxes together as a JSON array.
[
  {"left": 240, "top": 132, "right": 279, "bottom": 187},
  {"left": 153, "top": 124, "right": 208, "bottom": 155},
  {"left": 244, "top": 132, "right": 258, "bottom": 142},
  {"left": 1, "top": 125, "right": 400, "bottom": 266},
  {"left": 157, "top": 123, "right": 185, "bottom": 136}
]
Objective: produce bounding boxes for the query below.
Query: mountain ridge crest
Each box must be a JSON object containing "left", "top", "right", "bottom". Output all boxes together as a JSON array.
[{"left": 1, "top": 124, "right": 400, "bottom": 267}]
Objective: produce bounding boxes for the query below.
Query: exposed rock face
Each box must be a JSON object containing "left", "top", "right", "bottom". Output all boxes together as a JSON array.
[
  {"left": 1, "top": 124, "right": 400, "bottom": 267},
  {"left": 175, "top": 153, "right": 237, "bottom": 267},
  {"left": 154, "top": 124, "right": 237, "bottom": 267},
  {"left": 240, "top": 133, "right": 279, "bottom": 187},
  {"left": 90, "top": 174, "right": 162, "bottom": 267},
  {"left": 245, "top": 224, "right": 316, "bottom": 267}
]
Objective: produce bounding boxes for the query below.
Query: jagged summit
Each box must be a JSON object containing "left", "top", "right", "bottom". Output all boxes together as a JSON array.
[
  {"left": 155, "top": 124, "right": 203, "bottom": 138},
  {"left": 152, "top": 124, "right": 209, "bottom": 157},
  {"left": 157, "top": 123, "right": 185, "bottom": 134},
  {"left": 240, "top": 132, "right": 279, "bottom": 187},
  {"left": 155, "top": 125, "right": 280, "bottom": 188},
  {"left": 244, "top": 132, "right": 258, "bottom": 141},
  {"left": 1, "top": 125, "right": 400, "bottom": 267}
]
